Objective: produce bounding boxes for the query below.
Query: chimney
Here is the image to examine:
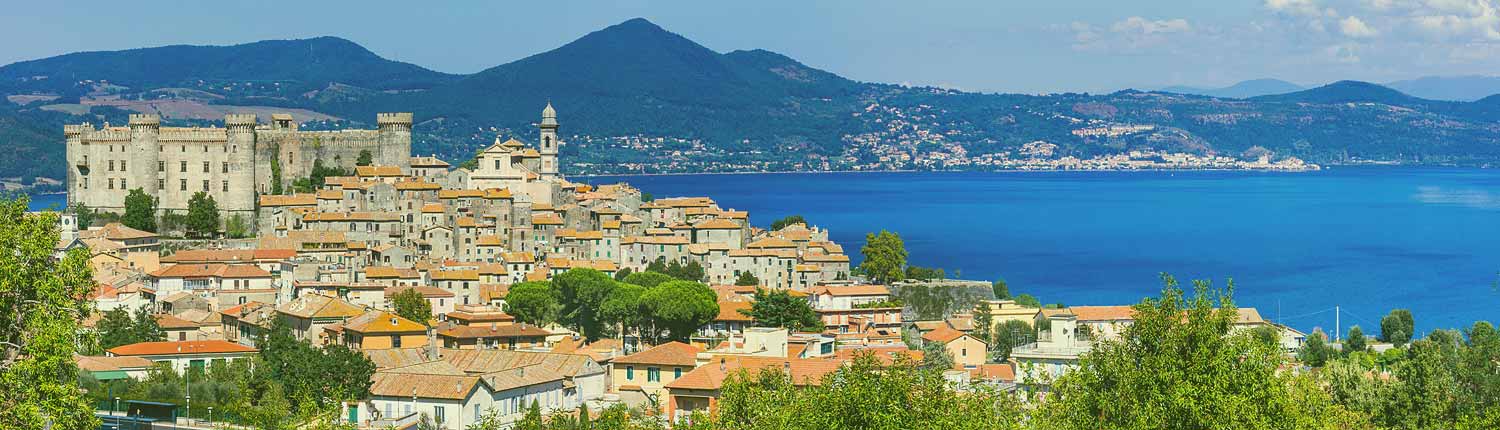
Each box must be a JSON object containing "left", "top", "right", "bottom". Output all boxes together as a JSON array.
[{"left": 719, "top": 358, "right": 726, "bottom": 372}]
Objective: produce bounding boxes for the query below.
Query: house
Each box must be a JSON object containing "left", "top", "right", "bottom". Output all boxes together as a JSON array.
[
  {"left": 385, "top": 285, "right": 457, "bottom": 317},
  {"left": 149, "top": 263, "right": 276, "bottom": 308},
  {"left": 79, "top": 223, "right": 161, "bottom": 272},
  {"left": 807, "top": 285, "right": 902, "bottom": 334},
  {"left": 76, "top": 355, "right": 156, "bottom": 381},
  {"left": 1066, "top": 306, "right": 1136, "bottom": 341},
  {"left": 327, "top": 310, "right": 429, "bottom": 350},
  {"left": 610, "top": 341, "right": 703, "bottom": 409},
  {"left": 443, "top": 304, "right": 515, "bottom": 327},
  {"left": 974, "top": 299, "right": 1041, "bottom": 332},
  {"left": 664, "top": 356, "right": 843, "bottom": 423},
  {"left": 276, "top": 294, "right": 365, "bottom": 343},
  {"left": 1011, "top": 312, "right": 1092, "bottom": 392},
  {"left": 437, "top": 323, "right": 551, "bottom": 350},
  {"left": 361, "top": 348, "right": 607, "bottom": 430},
  {"left": 219, "top": 301, "right": 275, "bottom": 347},
  {"left": 105, "top": 340, "right": 257, "bottom": 374},
  {"left": 921, "top": 326, "right": 988, "bottom": 370},
  {"left": 156, "top": 313, "right": 212, "bottom": 342}
]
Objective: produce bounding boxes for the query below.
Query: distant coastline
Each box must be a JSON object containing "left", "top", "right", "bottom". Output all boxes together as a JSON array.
[{"left": 572, "top": 166, "right": 1323, "bottom": 179}]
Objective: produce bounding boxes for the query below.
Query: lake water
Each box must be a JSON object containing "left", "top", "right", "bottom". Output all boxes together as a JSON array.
[
  {"left": 33, "top": 168, "right": 1500, "bottom": 335},
  {"left": 586, "top": 168, "right": 1500, "bottom": 335}
]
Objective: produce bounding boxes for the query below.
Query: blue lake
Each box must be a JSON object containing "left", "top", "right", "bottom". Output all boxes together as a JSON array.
[{"left": 586, "top": 168, "right": 1500, "bottom": 335}]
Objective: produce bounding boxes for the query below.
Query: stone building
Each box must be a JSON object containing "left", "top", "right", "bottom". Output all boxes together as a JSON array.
[{"left": 65, "top": 112, "right": 412, "bottom": 218}]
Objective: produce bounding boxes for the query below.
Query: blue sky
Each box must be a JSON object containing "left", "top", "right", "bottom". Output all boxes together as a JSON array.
[{"left": 5, "top": 0, "right": 1498, "bottom": 93}]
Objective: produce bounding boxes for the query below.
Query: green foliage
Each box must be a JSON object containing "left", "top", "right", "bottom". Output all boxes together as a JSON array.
[
  {"left": 989, "top": 319, "right": 1034, "bottom": 362},
  {"left": 640, "top": 192, "right": 653, "bottom": 203},
  {"left": 122, "top": 188, "right": 157, "bottom": 232},
  {"left": 904, "top": 266, "right": 946, "bottom": 281},
  {"left": 745, "top": 288, "right": 822, "bottom": 332},
  {"left": 186, "top": 191, "right": 220, "bottom": 238},
  {"left": 1036, "top": 274, "right": 1366, "bottom": 430},
  {"left": 769, "top": 215, "right": 806, "bottom": 231},
  {"left": 69, "top": 202, "right": 94, "bottom": 228},
  {"left": 392, "top": 288, "right": 433, "bottom": 326},
  {"left": 270, "top": 149, "right": 284, "bottom": 195},
  {"left": 255, "top": 318, "right": 376, "bottom": 415},
  {"left": 356, "top": 149, "right": 373, "bottom": 166},
  {"left": 96, "top": 305, "right": 165, "bottom": 350},
  {"left": 858, "top": 230, "right": 907, "bottom": 285},
  {"left": 553, "top": 268, "right": 618, "bottom": 341},
  {"left": 612, "top": 267, "right": 633, "bottom": 282},
  {"left": 518, "top": 400, "right": 544, "bottom": 430},
  {"left": 991, "top": 279, "right": 1009, "bottom": 299},
  {"left": 1345, "top": 325, "right": 1367, "bottom": 354},
  {"left": 622, "top": 270, "right": 674, "bottom": 289},
  {"left": 662, "top": 259, "right": 706, "bottom": 282},
  {"left": 919, "top": 341, "right": 955, "bottom": 371},
  {"left": 0, "top": 196, "right": 99, "bottom": 430},
  {"left": 505, "top": 281, "right": 561, "bottom": 326},
  {"left": 291, "top": 159, "right": 353, "bottom": 193},
  {"left": 889, "top": 282, "right": 990, "bottom": 321},
  {"left": 645, "top": 257, "right": 668, "bottom": 275},
  {"left": 714, "top": 354, "right": 1025, "bottom": 430},
  {"left": 1381, "top": 309, "right": 1416, "bottom": 346},
  {"left": 226, "top": 214, "right": 251, "bottom": 239},
  {"left": 600, "top": 283, "right": 646, "bottom": 338},
  {"left": 1298, "top": 329, "right": 1335, "bottom": 367},
  {"left": 639, "top": 280, "right": 718, "bottom": 342},
  {"left": 734, "top": 271, "right": 760, "bottom": 286},
  {"left": 1013, "top": 293, "right": 1041, "bottom": 308}
]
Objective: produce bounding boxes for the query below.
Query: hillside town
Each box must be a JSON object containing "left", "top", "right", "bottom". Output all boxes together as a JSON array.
[{"left": 25, "top": 105, "right": 1427, "bottom": 430}]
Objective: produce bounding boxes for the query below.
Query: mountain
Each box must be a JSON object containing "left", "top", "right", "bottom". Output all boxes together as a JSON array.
[
  {"left": 0, "top": 36, "right": 458, "bottom": 99},
  {"left": 7, "top": 18, "right": 1500, "bottom": 182},
  {"left": 1386, "top": 75, "right": 1500, "bottom": 102},
  {"left": 1159, "top": 79, "right": 1304, "bottom": 99}
]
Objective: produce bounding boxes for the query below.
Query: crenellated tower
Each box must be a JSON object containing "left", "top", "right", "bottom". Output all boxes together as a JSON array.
[
  {"left": 224, "top": 114, "right": 258, "bottom": 211},
  {"left": 128, "top": 114, "right": 161, "bottom": 195},
  {"left": 377, "top": 113, "right": 414, "bottom": 168},
  {"left": 539, "top": 102, "right": 559, "bottom": 180}
]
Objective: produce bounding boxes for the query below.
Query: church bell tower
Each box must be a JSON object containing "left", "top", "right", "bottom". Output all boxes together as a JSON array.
[{"left": 539, "top": 102, "right": 560, "bottom": 181}]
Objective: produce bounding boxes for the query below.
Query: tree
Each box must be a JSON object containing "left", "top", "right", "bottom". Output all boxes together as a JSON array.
[
  {"left": 639, "top": 281, "right": 718, "bottom": 342},
  {"left": 225, "top": 214, "right": 251, "bottom": 239},
  {"left": 69, "top": 202, "right": 94, "bottom": 229},
  {"left": 990, "top": 320, "right": 1034, "bottom": 362},
  {"left": 1345, "top": 325, "right": 1367, "bottom": 354},
  {"left": 553, "top": 268, "right": 618, "bottom": 340},
  {"left": 392, "top": 288, "right": 433, "bottom": 326},
  {"left": 95, "top": 308, "right": 136, "bottom": 350},
  {"left": 1013, "top": 293, "right": 1041, "bottom": 308},
  {"left": 1298, "top": 329, "right": 1334, "bottom": 367},
  {"left": 505, "top": 281, "right": 560, "bottom": 326},
  {"left": 256, "top": 318, "right": 376, "bottom": 415},
  {"left": 645, "top": 257, "right": 669, "bottom": 274},
  {"left": 1381, "top": 309, "right": 1415, "bottom": 346},
  {"left": 769, "top": 215, "right": 806, "bottom": 231},
  {"left": 186, "top": 192, "right": 220, "bottom": 238},
  {"left": 734, "top": 271, "right": 760, "bottom": 287},
  {"left": 991, "top": 279, "right": 1010, "bottom": 299},
  {"left": 130, "top": 305, "right": 165, "bottom": 345},
  {"left": 622, "top": 271, "right": 674, "bottom": 289},
  {"left": 1036, "top": 274, "right": 1366, "bottom": 430},
  {"left": 612, "top": 267, "right": 633, "bottom": 282},
  {"left": 904, "top": 266, "right": 946, "bottom": 281},
  {"left": 919, "top": 341, "right": 955, "bottom": 370},
  {"left": 744, "top": 288, "right": 822, "bottom": 332},
  {"left": 517, "top": 400, "right": 544, "bottom": 430},
  {"left": 858, "top": 230, "right": 907, "bottom": 285},
  {"left": 0, "top": 196, "right": 99, "bottom": 430},
  {"left": 599, "top": 283, "right": 645, "bottom": 339},
  {"left": 356, "top": 149, "right": 373, "bottom": 166},
  {"left": 122, "top": 188, "right": 157, "bottom": 232}
]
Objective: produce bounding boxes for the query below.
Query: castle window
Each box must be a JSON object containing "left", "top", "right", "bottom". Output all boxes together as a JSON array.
[
  {"left": 120, "top": 160, "right": 126, "bottom": 172},
  {"left": 202, "top": 180, "right": 209, "bottom": 192},
  {"left": 108, "top": 146, "right": 113, "bottom": 153},
  {"left": 202, "top": 161, "right": 209, "bottom": 173},
  {"left": 203, "top": 146, "right": 208, "bottom": 153},
  {"left": 222, "top": 162, "right": 229, "bottom": 173},
  {"left": 82, "top": 178, "right": 87, "bottom": 189},
  {"left": 108, "top": 160, "right": 115, "bottom": 172},
  {"left": 181, "top": 146, "right": 186, "bottom": 152},
  {"left": 494, "top": 160, "right": 501, "bottom": 170},
  {"left": 180, "top": 179, "right": 187, "bottom": 191},
  {"left": 180, "top": 161, "right": 187, "bottom": 172},
  {"left": 222, "top": 181, "right": 229, "bottom": 192},
  {"left": 158, "top": 161, "right": 164, "bottom": 172},
  {"left": 108, "top": 178, "right": 114, "bottom": 189},
  {"left": 119, "top": 179, "right": 126, "bottom": 189},
  {"left": 158, "top": 179, "right": 165, "bottom": 190}
]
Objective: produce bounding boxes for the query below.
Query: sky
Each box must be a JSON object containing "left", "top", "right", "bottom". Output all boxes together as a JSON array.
[{"left": 4, "top": 0, "right": 1499, "bottom": 94}]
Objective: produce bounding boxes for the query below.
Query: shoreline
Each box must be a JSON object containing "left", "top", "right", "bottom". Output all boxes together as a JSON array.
[{"left": 571, "top": 167, "right": 1324, "bottom": 178}]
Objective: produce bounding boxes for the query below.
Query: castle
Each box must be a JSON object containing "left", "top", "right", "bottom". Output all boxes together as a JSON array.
[{"left": 65, "top": 112, "right": 414, "bottom": 217}]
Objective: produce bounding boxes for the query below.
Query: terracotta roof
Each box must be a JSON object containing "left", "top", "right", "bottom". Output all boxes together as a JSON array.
[
  {"left": 355, "top": 165, "right": 404, "bottom": 177},
  {"left": 746, "top": 237, "right": 797, "bottom": 249},
  {"left": 150, "top": 263, "right": 271, "bottom": 279},
  {"left": 76, "top": 355, "right": 154, "bottom": 371},
  {"left": 277, "top": 294, "right": 364, "bottom": 319},
  {"left": 395, "top": 179, "right": 442, "bottom": 191},
  {"left": 833, "top": 346, "right": 924, "bottom": 364},
  {"left": 369, "top": 371, "right": 479, "bottom": 400},
  {"left": 531, "top": 213, "right": 564, "bottom": 226},
  {"left": 340, "top": 310, "right": 427, "bottom": 334},
  {"left": 107, "top": 340, "right": 256, "bottom": 356},
  {"left": 438, "top": 324, "right": 550, "bottom": 339},
  {"left": 439, "top": 189, "right": 485, "bottom": 199},
  {"left": 432, "top": 270, "right": 480, "bottom": 281},
  {"left": 921, "top": 326, "right": 968, "bottom": 344},
  {"left": 802, "top": 254, "right": 850, "bottom": 263},
  {"left": 84, "top": 223, "right": 156, "bottom": 241},
  {"left": 421, "top": 203, "right": 445, "bottom": 213},
  {"left": 716, "top": 298, "right": 753, "bottom": 322},
  {"left": 365, "top": 266, "right": 420, "bottom": 279},
  {"left": 693, "top": 219, "right": 741, "bottom": 230},
  {"left": 612, "top": 341, "right": 701, "bottom": 367},
  {"left": 385, "top": 285, "right": 455, "bottom": 298},
  {"left": 1070, "top": 306, "right": 1136, "bottom": 322},
  {"left": 666, "top": 357, "right": 841, "bottom": 390},
  {"left": 972, "top": 363, "right": 1016, "bottom": 382},
  {"left": 259, "top": 194, "right": 317, "bottom": 207},
  {"left": 410, "top": 156, "right": 451, "bottom": 168},
  {"left": 155, "top": 314, "right": 201, "bottom": 330},
  {"left": 809, "top": 284, "right": 889, "bottom": 297}
]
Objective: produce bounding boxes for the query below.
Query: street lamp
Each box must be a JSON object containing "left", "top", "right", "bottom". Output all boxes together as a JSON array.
[{"left": 208, "top": 407, "right": 214, "bottom": 428}]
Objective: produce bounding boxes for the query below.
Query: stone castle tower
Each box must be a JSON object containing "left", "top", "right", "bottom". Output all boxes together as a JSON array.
[{"left": 539, "top": 102, "right": 560, "bottom": 181}]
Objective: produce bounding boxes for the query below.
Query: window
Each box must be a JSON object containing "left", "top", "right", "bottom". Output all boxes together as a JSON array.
[
  {"left": 158, "top": 179, "right": 165, "bottom": 190},
  {"left": 158, "top": 161, "right": 164, "bottom": 172},
  {"left": 120, "top": 178, "right": 126, "bottom": 189},
  {"left": 202, "top": 180, "right": 209, "bottom": 192},
  {"left": 202, "top": 161, "right": 209, "bottom": 173},
  {"left": 494, "top": 159, "right": 501, "bottom": 170},
  {"left": 180, "top": 179, "right": 187, "bottom": 191},
  {"left": 222, "top": 181, "right": 229, "bottom": 192},
  {"left": 647, "top": 367, "right": 660, "bottom": 383},
  {"left": 180, "top": 161, "right": 187, "bottom": 172},
  {"left": 625, "top": 366, "right": 634, "bottom": 380},
  {"left": 674, "top": 367, "right": 682, "bottom": 379},
  {"left": 108, "top": 178, "right": 114, "bottom": 190},
  {"left": 82, "top": 178, "right": 87, "bottom": 189},
  {"left": 392, "top": 335, "right": 402, "bottom": 348},
  {"left": 120, "top": 160, "right": 127, "bottom": 171},
  {"left": 108, "top": 160, "right": 115, "bottom": 171},
  {"left": 222, "top": 162, "right": 229, "bottom": 173},
  {"left": 434, "top": 406, "right": 445, "bottom": 424}
]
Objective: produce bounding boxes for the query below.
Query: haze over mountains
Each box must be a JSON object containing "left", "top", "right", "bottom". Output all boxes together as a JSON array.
[
  {"left": 5, "top": 18, "right": 1500, "bottom": 183},
  {"left": 1162, "top": 76, "right": 1500, "bottom": 102}
]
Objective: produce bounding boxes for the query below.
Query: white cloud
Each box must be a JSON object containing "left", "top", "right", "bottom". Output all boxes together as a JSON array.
[
  {"left": 1340, "top": 16, "right": 1378, "bottom": 37},
  {"left": 1111, "top": 17, "right": 1192, "bottom": 34},
  {"left": 1266, "top": 0, "right": 1336, "bottom": 17}
]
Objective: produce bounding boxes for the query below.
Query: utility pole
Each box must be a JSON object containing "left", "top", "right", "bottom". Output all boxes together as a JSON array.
[{"left": 1335, "top": 305, "right": 1341, "bottom": 342}]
